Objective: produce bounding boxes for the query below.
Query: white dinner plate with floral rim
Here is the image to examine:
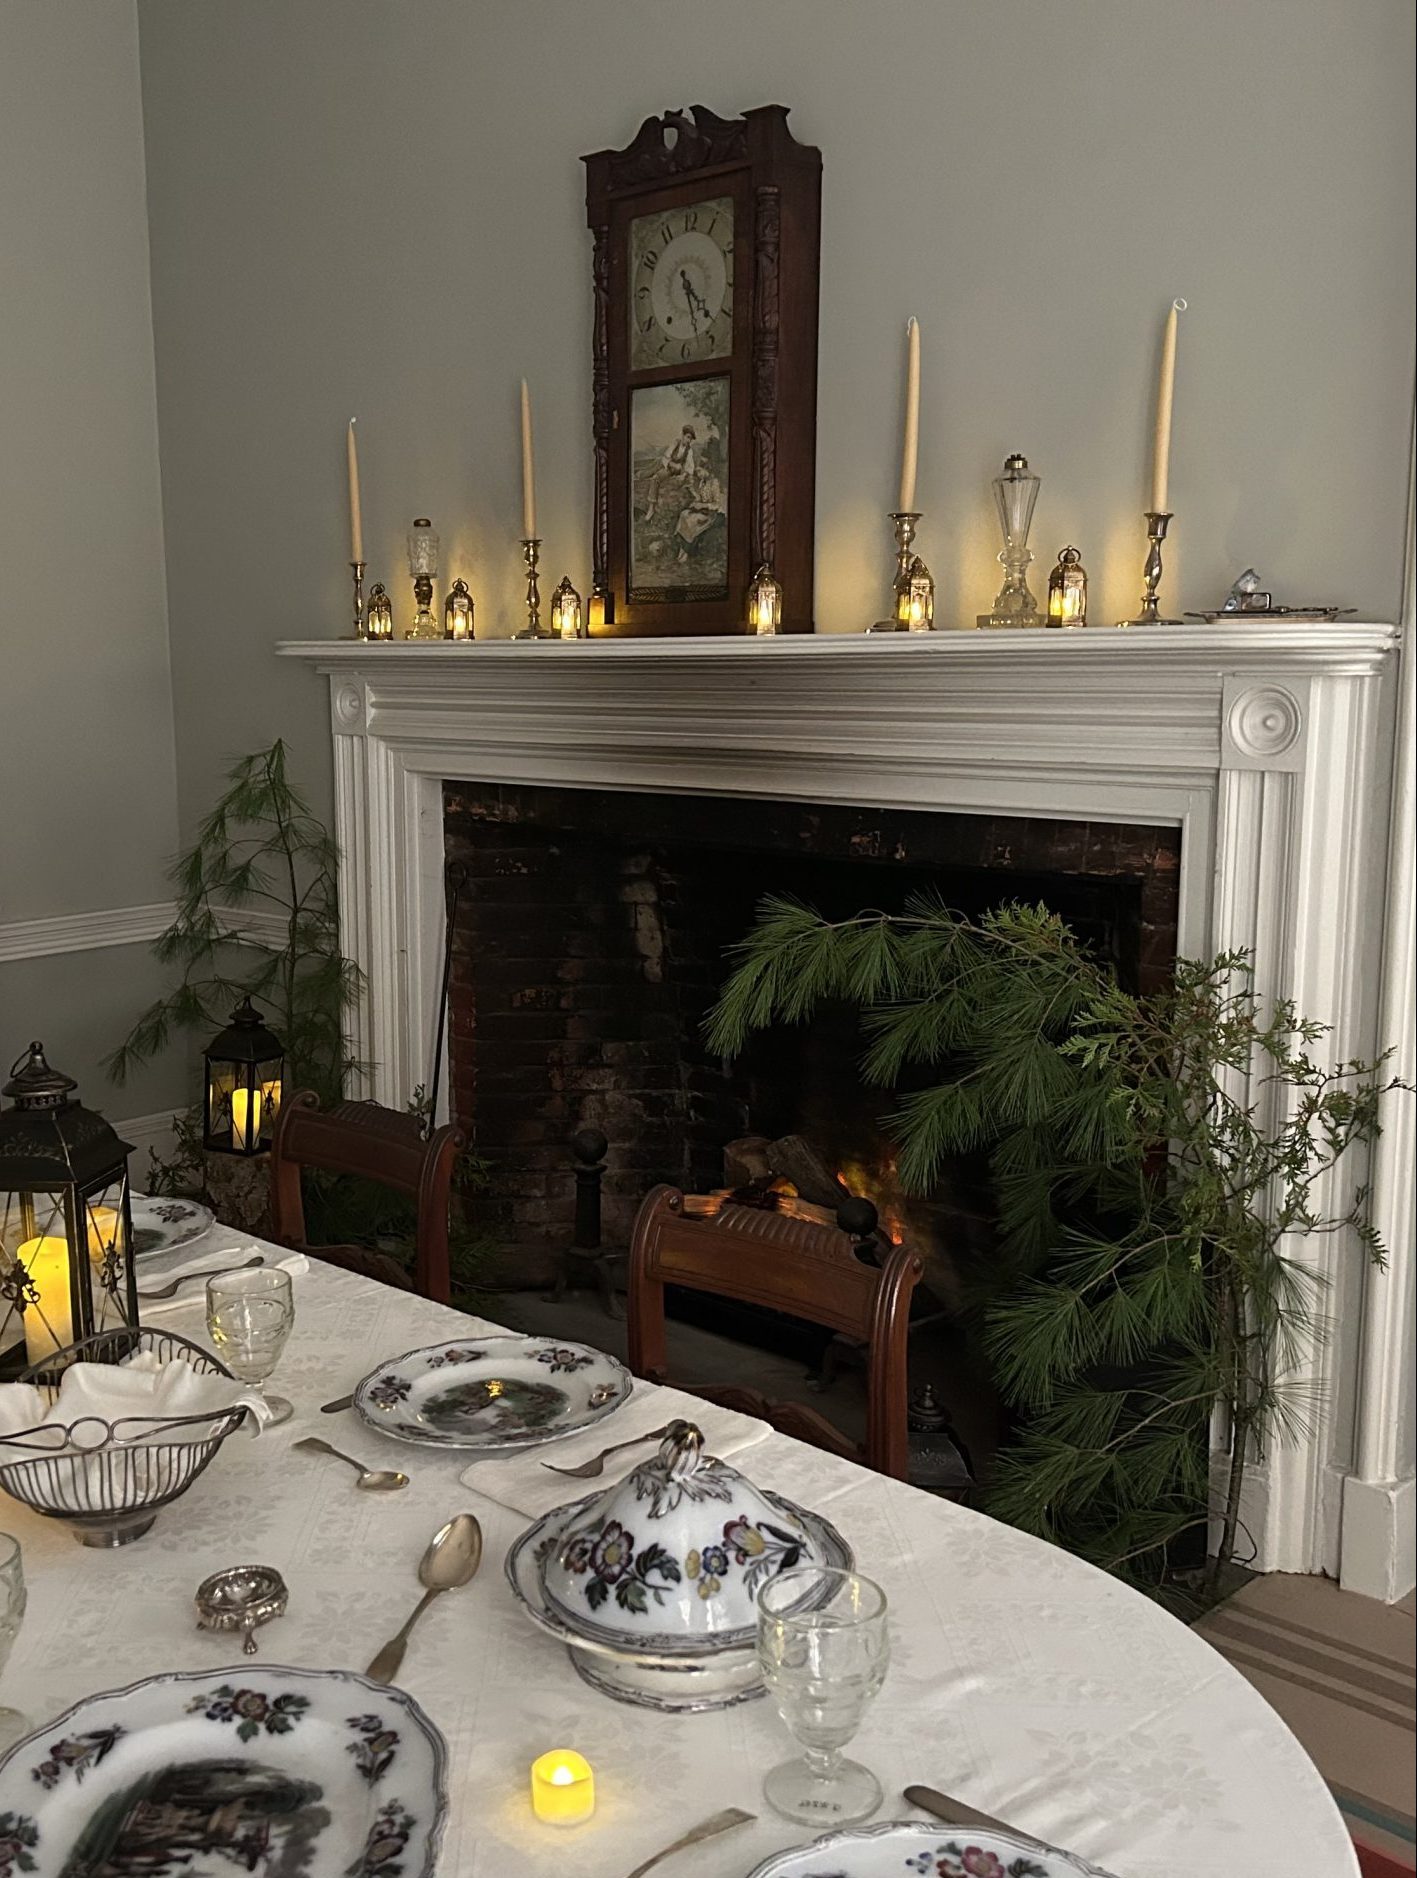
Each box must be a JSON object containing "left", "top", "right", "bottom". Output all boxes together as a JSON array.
[
  {"left": 352, "top": 1334, "right": 632, "bottom": 1452},
  {"left": 0, "top": 1663, "right": 447, "bottom": 1878},
  {"left": 743, "top": 1819, "right": 1118, "bottom": 1878},
  {"left": 129, "top": 1194, "right": 216, "bottom": 1258}
]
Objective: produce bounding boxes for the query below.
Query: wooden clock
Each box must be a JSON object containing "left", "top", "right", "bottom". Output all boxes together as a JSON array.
[{"left": 583, "top": 105, "right": 821, "bottom": 636}]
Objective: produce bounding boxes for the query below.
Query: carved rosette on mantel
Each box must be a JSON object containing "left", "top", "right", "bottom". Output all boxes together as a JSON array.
[{"left": 279, "top": 622, "right": 1403, "bottom": 1593}]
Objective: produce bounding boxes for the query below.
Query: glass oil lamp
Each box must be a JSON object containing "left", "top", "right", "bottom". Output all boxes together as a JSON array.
[
  {"left": 550, "top": 576, "right": 586, "bottom": 640},
  {"left": 0, "top": 1042, "right": 137, "bottom": 1376},
  {"left": 746, "top": 562, "right": 783, "bottom": 635},
  {"left": 443, "top": 578, "right": 475, "bottom": 641},
  {"left": 365, "top": 582, "right": 394, "bottom": 641},
  {"left": 405, "top": 518, "right": 440, "bottom": 640},
  {"left": 978, "top": 453, "right": 1043, "bottom": 629},
  {"left": 1047, "top": 545, "right": 1088, "bottom": 628}
]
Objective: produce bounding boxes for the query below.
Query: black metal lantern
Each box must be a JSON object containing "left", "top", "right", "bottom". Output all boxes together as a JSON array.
[
  {"left": 0, "top": 1042, "right": 137, "bottom": 1376},
  {"left": 202, "top": 997, "right": 284, "bottom": 1157}
]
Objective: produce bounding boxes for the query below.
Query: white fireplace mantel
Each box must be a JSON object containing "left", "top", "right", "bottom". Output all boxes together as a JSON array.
[{"left": 281, "top": 622, "right": 1411, "bottom": 1594}]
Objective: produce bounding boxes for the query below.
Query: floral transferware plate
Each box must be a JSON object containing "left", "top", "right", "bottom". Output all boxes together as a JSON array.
[
  {"left": 0, "top": 1662, "right": 447, "bottom": 1877},
  {"left": 129, "top": 1194, "right": 216, "bottom": 1258},
  {"left": 744, "top": 1819, "right": 1117, "bottom": 1878},
  {"left": 352, "top": 1334, "right": 631, "bottom": 1452}
]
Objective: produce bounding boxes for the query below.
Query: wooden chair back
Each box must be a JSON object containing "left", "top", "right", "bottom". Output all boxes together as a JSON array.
[
  {"left": 268, "top": 1089, "right": 465, "bottom": 1304},
  {"left": 627, "top": 1184, "right": 924, "bottom": 1479}
]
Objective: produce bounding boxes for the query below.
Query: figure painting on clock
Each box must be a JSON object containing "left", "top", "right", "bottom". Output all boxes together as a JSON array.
[{"left": 629, "top": 377, "right": 730, "bottom": 600}]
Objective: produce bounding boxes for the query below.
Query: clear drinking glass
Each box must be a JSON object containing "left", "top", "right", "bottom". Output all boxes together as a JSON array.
[
  {"left": 0, "top": 1533, "right": 28, "bottom": 1751},
  {"left": 756, "top": 1566, "right": 890, "bottom": 1827},
  {"left": 206, "top": 1267, "right": 295, "bottom": 1426}
]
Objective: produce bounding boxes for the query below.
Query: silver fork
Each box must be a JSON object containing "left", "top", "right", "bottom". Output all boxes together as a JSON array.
[
  {"left": 138, "top": 1253, "right": 264, "bottom": 1301},
  {"left": 623, "top": 1808, "right": 755, "bottom": 1878},
  {"left": 540, "top": 1421, "right": 678, "bottom": 1479}
]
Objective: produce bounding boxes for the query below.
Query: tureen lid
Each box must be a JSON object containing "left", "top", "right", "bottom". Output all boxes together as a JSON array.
[{"left": 540, "top": 1421, "right": 829, "bottom": 1655}]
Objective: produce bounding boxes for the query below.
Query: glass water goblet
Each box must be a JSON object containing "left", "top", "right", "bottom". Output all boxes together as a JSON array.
[
  {"left": 206, "top": 1267, "right": 296, "bottom": 1426},
  {"left": 0, "top": 1534, "right": 28, "bottom": 1752},
  {"left": 756, "top": 1566, "right": 890, "bottom": 1827}
]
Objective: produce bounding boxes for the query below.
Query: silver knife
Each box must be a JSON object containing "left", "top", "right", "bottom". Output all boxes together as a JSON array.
[
  {"left": 903, "top": 1785, "right": 1049, "bottom": 1852},
  {"left": 320, "top": 1394, "right": 354, "bottom": 1414}
]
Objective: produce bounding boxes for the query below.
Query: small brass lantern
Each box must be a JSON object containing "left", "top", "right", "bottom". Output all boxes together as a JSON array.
[
  {"left": 365, "top": 583, "right": 394, "bottom": 641},
  {"left": 746, "top": 562, "right": 783, "bottom": 635},
  {"left": 904, "top": 556, "right": 935, "bottom": 633},
  {"left": 202, "top": 998, "right": 284, "bottom": 1158},
  {"left": 443, "top": 578, "right": 475, "bottom": 641},
  {"left": 0, "top": 1042, "right": 137, "bottom": 1375},
  {"left": 550, "top": 576, "right": 586, "bottom": 640},
  {"left": 1047, "top": 545, "right": 1088, "bottom": 628}
]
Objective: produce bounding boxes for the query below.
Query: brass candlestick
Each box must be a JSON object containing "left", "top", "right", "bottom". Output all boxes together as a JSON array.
[
  {"left": 514, "top": 536, "right": 546, "bottom": 640},
  {"left": 350, "top": 561, "right": 366, "bottom": 639},
  {"left": 867, "top": 511, "right": 921, "bottom": 632},
  {"left": 1118, "top": 511, "right": 1181, "bottom": 626}
]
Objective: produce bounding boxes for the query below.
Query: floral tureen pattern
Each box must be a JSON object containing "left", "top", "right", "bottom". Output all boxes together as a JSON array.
[
  {"left": 686, "top": 1513, "right": 806, "bottom": 1600},
  {"left": 561, "top": 1518, "right": 682, "bottom": 1615}
]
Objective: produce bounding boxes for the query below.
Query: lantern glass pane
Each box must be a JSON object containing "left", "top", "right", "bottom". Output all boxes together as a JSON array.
[
  {"left": 0, "top": 1186, "right": 72, "bottom": 1366},
  {"left": 83, "top": 1171, "right": 134, "bottom": 1339},
  {"left": 257, "top": 1056, "right": 282, "bottom": 1140}
]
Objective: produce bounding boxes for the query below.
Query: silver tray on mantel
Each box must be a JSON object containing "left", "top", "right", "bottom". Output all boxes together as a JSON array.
[{"left": 0, "top": 1663, "right": 447, "bottom": 1877}]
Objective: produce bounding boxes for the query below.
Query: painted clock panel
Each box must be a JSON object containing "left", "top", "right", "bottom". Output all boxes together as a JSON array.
[
  {"left": 628, "top": 376, "right": 730, "bottom": 601},
  {"left": 629, "top": 194, "right": 734, "bottom": 370}
]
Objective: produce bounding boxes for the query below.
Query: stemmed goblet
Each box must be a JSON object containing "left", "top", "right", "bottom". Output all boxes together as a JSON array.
[
  {"left": 756, "top": 1566, "right": 890, "bottom": 1827},
  {"left": 206, "top": 1267, "right": 296, "bottom": 1427}
]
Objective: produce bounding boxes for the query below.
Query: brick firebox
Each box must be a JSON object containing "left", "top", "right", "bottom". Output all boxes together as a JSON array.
[{"left": 443, "top": 782, "right": 1180, "bottom": 1291}]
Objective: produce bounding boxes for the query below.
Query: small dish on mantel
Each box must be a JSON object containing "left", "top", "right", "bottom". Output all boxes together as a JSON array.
[
  {"left": 352, "top": 1334, "right": 630, "bottom": 1452},
  {"left": 744, "top": 1819, "right": 1118, "bottom": 1878}
]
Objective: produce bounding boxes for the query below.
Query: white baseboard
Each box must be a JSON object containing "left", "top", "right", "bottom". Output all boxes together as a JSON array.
[
  {"left": 1339, "top": 1472, "right": 1417, "bottom": 1604},
  {"left": 116, "top": 1108, "right": 187, "bottom": 1189}
]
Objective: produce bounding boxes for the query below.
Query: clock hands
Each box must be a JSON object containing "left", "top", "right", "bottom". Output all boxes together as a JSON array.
[{"left": 679, "top": 268, "right": 710, "bottom": 334}]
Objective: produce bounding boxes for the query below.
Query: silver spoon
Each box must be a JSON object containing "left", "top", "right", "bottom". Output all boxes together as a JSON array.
[
  {"left": 365, "top": 1512, "right": 483, "bottom": 1683},
  {"left": 138, "top": 1252, "right": 263, "bottom": 1301},
  {"left": 293, "top": 1435, "right": 409, "bottom": 1492}
]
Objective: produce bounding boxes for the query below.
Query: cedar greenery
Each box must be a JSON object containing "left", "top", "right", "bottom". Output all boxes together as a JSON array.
[
  {"left": 106, "top": 741, "right": 360, "bottom": 1102},
  {"left": 707, "top": 893, "right": 1398, "bottom": 1594}
]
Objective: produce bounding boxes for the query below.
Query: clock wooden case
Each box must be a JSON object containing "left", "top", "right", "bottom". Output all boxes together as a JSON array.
[{"left": 584, "top": 105, "right": 821, "bottom": 636}]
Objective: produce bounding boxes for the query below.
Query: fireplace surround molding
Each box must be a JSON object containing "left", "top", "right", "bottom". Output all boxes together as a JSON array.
[{"left": 281, "top": 624, "right": 1410, "bottom": 1595}]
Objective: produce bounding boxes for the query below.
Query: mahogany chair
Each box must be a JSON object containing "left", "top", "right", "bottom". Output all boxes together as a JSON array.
[
  {"left": 268, "top": 1089, "right": 466, "bottom": 1304},
  {"left": 626, "top": 1184, "right": 924, "bottom": 1480}
]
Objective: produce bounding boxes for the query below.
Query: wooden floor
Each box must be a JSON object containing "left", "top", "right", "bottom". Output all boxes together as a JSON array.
[{"left": 1196, "top": 1573, "right": 1416, "bottom": 1870}]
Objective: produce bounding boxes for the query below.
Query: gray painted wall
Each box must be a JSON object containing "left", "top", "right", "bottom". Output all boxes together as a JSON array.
[
  {"left": 136, "top": 0, "right": 1416, "bottom": 836},
  {"left": 0, "top": 1, "right": 187, "bottom": 1116}
]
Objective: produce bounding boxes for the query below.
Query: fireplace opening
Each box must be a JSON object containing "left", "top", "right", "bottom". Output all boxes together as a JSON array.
[{"left": 444, "top": 784, "right": 1180, "bottom": 1333}]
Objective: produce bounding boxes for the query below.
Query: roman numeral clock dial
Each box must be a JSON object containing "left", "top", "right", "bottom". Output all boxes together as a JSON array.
[{"left": 629, "top": 196, "right": 734, "bottom": 368}]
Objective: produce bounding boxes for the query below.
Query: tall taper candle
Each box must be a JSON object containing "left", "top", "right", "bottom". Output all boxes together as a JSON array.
[
  {"left": 898, "top": 317, "right": 921, "bottom": 514},
  {"left": 346, "top": 418, "right": 363, "bottom": 564},
  {"left": 520, "top": 379, "right": 537, "bottom": 539},
  {"left": 1150, "top": 299, "right": 1186, "bottom": 515}
]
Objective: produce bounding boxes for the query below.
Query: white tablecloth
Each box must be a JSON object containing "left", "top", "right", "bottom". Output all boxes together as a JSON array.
[{"left": 1, "top": 1248, "right": 1356, "bottom": 1877}]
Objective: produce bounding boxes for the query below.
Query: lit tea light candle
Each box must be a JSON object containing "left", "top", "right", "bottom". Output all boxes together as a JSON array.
[
  {"left": 230, "top": 1086, "right": 262, "bottom": 1152},
  {"left": 530, "top": 1749, "right": 595, "bottom": 1826},
  {"left": 20, "top": 1236, "right": 74, "bottom": 1366}
]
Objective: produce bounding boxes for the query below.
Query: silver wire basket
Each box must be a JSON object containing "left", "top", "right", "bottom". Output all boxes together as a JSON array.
[{"left": 0, "top": 1326, "right": 250, "bottom": 1548}]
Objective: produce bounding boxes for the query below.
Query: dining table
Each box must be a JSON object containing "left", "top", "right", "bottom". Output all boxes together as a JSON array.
[{"left": 0, "top": 1234, "right": 1358, "bottom": 1878}]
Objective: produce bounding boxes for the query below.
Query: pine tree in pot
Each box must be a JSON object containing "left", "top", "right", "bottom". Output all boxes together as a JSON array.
[{"left": 707, "top": 894, "right": 1402, "bottom": 1599}]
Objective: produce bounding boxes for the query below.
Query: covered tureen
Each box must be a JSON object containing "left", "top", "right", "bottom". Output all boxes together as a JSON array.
[{"left": 505, "top": 1421, "right": 853, "bottom": 1711}]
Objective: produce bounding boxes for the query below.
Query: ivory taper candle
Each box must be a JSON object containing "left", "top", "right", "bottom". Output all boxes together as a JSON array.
[
  {"left": 347, "top": 418, "right": 364, "bottom": 563},
  {"left": 1150, "top": 299, "right": 1186, "bottom": 514},
  {"left": 898, "top": 317, "right": 921, "bottom": 513},
  {"left": 520, "top": 379, "right": 537, "bottom": 538}
]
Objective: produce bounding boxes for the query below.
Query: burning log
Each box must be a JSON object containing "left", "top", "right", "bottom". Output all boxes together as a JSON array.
[{"left": 723, "top": 1132, "right": 851, "bottom": 1210}]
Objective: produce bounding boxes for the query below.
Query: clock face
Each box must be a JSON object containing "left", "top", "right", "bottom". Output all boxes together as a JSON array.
[{"left": 629, "top": 195, "right": 734, "bottom": 369}]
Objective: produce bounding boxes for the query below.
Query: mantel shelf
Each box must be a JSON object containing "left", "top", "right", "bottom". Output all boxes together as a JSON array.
[{"left": 278, "top": 621, "right": 1397, "bottom": 678}]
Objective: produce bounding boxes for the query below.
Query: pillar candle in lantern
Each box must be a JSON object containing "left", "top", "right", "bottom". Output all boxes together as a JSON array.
[
  {"left": 230, "top": 1087, "right": 262, "bottom": 1153},
  {"left": 347, "top": 418, "right": 364, "bottom": 563},
  {"left": 898, "top": 317, "right": 920, "bottom": 513},
  {"left": 20, "top": 1236, "right": 74, "bottom": 1366},
  {"left": 530, "top": 1750, "right": 595, "bottom": 1826},
  {"left": 85, "top": 1205, "right": 119, "bottom": 1265}
]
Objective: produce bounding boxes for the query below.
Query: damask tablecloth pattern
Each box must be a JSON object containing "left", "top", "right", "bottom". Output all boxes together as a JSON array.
[{"left": 1, "top": 1254, "right": 1356, "bottom": 1877}]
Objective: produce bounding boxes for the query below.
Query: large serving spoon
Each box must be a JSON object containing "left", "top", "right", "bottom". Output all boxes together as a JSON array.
[
  {"left": 365, "top": 1513, "right": 483, "bottom": 1683},
  {"left": 293, "top": 1435, "right": 409, "bottom": 1492}
]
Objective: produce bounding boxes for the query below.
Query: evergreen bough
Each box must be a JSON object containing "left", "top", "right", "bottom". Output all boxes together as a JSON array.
[{"left": 707, "top": 893, "right": 1398, "bottom": 1596}]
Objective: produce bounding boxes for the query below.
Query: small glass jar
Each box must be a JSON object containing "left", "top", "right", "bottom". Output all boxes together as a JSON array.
[
  {"left": 550, "top": 576, "right": 585, "bottom": 640},
  {"left": 746, "top": 562, "right": 783, "bottom": 635},
  {"left": 443, "top": 578, "right": 474, "bottom": 641},
  {"left": 1047, "top": 545, "right": 1087, "bottom": 628}
]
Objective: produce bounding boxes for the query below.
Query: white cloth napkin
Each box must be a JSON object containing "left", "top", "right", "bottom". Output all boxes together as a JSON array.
[
  {"left": 136, "top": 1247, "right": 308, "bottom": 1317},
  {"left": 0, "top": 1348, "right": 275, "bottom": 1455},
  {"left": 458, "top": 1380, "right": 773, "bottom": 1521}
]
